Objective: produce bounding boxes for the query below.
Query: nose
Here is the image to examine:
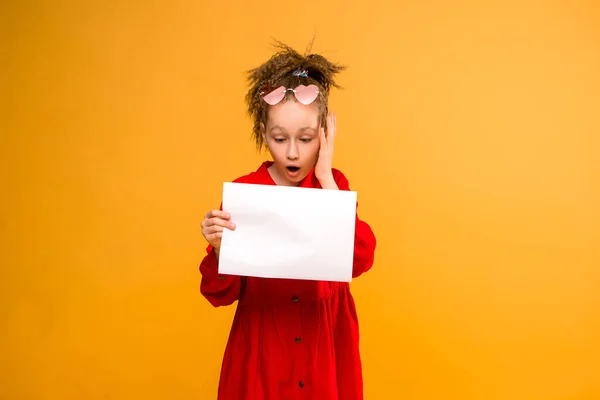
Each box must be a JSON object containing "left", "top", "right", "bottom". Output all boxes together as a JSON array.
[{"left": 286, "top": 141, "right": 299, "bottom": 160}]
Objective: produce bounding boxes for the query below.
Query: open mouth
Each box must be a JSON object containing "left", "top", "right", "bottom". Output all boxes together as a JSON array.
[{"left": 286, "top": 166, "right": 300, "bottom": 173}]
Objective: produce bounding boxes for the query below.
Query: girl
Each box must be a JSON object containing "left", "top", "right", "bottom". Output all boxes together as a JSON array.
[{"left": 199, "top": 41, "right": 377, "bottom": 400}]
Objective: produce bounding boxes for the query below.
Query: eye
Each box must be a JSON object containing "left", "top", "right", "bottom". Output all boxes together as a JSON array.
[
  {"left": 274, "top": 138, "right": 286, "bottom": 143},
  {"left": 300, "top": 138, "right": 313, "bottom": 143}
]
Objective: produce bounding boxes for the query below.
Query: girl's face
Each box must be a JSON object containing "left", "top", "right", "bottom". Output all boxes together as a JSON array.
[{"left": 261, "top": 100, "right": 321, "bottom": 186}]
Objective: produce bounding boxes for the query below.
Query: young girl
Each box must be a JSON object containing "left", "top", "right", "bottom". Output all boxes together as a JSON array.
[{"left": 199, "top": 41, "right": 377, "bottom": 400}]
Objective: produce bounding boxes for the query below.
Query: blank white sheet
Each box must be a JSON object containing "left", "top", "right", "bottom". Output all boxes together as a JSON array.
[{"left": 218, "top": 182, "right": 357, "bottom": 282}]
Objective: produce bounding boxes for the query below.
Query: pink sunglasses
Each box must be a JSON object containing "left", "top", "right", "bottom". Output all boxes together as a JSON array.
[{"left": 260, "top": 84, "right": 320, "bottom": 105}]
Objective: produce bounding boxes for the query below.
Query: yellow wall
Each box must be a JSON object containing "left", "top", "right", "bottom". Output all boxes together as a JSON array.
[{"left": 2, "top": 1, "right": 599, "bottom": 399}]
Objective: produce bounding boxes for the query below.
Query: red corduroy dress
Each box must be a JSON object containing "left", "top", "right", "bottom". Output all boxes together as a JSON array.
[{"left": 200, "top": 161, "right": 377, "bottom": 400}]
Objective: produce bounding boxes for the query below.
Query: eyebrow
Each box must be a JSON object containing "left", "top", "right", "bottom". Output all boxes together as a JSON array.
[
  {"left": 269, "top": 126, "right": 317, "bottom": 133},
  {"left": 269, "top": 125, "right": 286, "bottom": 132}
]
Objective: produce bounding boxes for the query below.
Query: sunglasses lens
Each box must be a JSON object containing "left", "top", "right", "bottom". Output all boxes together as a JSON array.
[
  {"left": 294, "top": 84, "right": 319, "bottom": 105},
  {"left": 262, "top": 86, "right": 286, "bottom": 105}
]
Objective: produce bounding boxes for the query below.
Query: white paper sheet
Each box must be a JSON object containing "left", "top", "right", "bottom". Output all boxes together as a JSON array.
[{"left": 218, "top": 182, "right": 357, "bottom": 282}]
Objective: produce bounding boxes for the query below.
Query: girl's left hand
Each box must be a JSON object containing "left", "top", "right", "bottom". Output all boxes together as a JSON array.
[{"left": 315, "top": 112, "right": 336, "bottom": 187}]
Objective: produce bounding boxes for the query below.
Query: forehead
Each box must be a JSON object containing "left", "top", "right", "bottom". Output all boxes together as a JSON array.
[{"left": 267, "top": 101, "right": 320, "bottom": 130}]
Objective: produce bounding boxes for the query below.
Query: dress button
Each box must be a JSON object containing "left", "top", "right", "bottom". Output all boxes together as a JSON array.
[
  {"left": 295, "top": 337, "right": 301, "bottom": 344},
  {"left": 298, "top": 381, "right": 304, "bottom": 388},
  {"left": 218, "top": 275, "right": 226, "bottom": 280},
  {"left": 292, "top": 295, "right": 299, "bottom": 303}
]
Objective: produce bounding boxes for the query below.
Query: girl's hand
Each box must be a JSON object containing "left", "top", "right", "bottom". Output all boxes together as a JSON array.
[
  {"left": 315, "top": 112, "right": 338, "bottom": 189},
  {"left": 201, "top": 210, "right": 236, "bottom": 253}
]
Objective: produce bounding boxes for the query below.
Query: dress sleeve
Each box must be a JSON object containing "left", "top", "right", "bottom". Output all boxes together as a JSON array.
[
  {"left": 199, "top": 202, "right": 243, "bottom": 307},
  {"left": 333, "top": 170, "right": 377, "bottom": 278}
]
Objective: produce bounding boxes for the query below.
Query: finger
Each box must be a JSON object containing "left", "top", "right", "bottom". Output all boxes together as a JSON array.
[
  {"left": 320, "top": 126, "right": 326, "bottom": 148},
  {"left": 207, "top": 223, "right": 236, "bottom": 234},
  {"left": 205, "top": 210, "right": 230, "bottom": 220},
  {"left": 325, "top": 114, "right": 334, "bottom": 146},
  {"left": 333, "top": 113, "right": 336, "bottom": 135},
  {"left": 206, "top": 232, "right": 223, "bottom": 243},
  {"left": 329, "top": 113, "right": 336, "bottom": 143},
  {"left": 209, "top": 217, "right": 236, "bottom": 230},
  {"left": 205, "top": 225, "right": 224, "bottom": 235},
  {"left": 201, "top": 215, "right": 214, "bottom": 229}
]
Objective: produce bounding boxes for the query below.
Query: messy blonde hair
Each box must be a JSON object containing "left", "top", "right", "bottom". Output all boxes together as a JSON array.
[{"left": 245, "top": 39, "right": 346, "bottom": 150}]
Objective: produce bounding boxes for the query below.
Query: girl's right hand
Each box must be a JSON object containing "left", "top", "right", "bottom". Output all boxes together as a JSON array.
[{"left": 201, "top": 210, "right": 236, "bottom": 251}]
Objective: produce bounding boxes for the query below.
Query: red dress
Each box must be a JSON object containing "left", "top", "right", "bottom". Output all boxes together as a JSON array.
[{"left": 199, "top": 161, "right": 377, "bottom": 400}]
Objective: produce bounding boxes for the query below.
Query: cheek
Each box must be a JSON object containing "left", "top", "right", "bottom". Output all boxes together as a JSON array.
[{"left": 305, "top": 141, "right": 320, "bottom": 158}]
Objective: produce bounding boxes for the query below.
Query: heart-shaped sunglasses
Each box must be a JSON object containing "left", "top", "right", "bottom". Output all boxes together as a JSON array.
[{"left": 260, "top": 84, "right": 320, "bottom": 106}]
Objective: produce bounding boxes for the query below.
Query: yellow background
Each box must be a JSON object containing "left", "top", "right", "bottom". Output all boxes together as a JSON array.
[{"left": 2, "top": 1, "right": 599, "bottom": 399}]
